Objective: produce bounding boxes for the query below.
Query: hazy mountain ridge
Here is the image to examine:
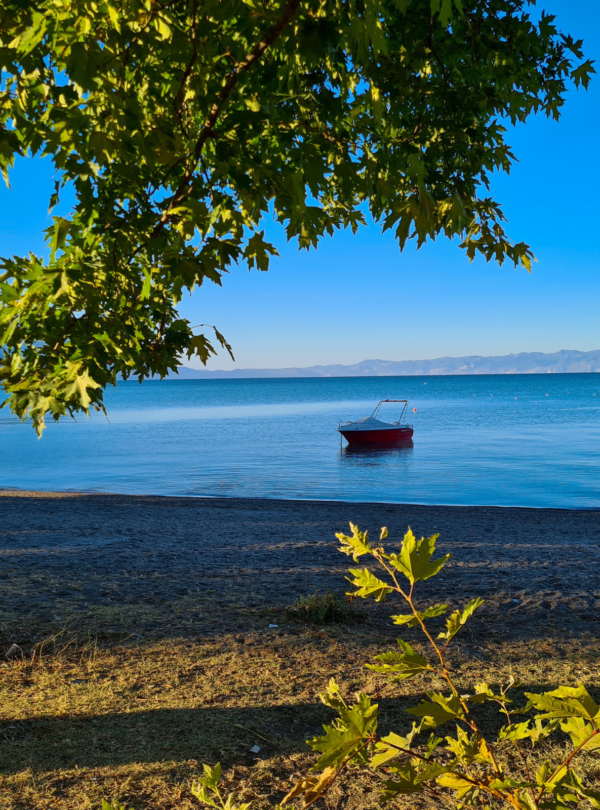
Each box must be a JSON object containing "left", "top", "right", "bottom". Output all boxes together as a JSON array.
[{"left": 173, "top": 349, "right": 600, "bottom": 379}]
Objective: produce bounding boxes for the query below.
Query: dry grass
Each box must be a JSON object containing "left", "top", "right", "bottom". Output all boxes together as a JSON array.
[{"left": 1, "top": 622, "right": 600, "bottom": 810}]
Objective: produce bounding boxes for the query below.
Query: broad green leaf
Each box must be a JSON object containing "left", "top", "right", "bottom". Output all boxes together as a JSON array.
[
  {"left": 549, "top": 768, "right": 600, "bottom": 808},
  {"left": 140, "top": 270, "right": 152, "bottom": 301},
  {"left": 107, "top": 4, "right": 121, "bottom": 32},
  {"left": 371, "top": 723, "right": 423, "bottom": 769},
  {"left": 415, "top": 761, "right": 447, "bottom": 782},
  {"left": 309, "top": 692, "right": 378, "bottom": 770},
  {"left": 560, "top": 717, "right": 600, "bottom": 751},
  {"left": 380, "top": 763, "right": 423, "bottom": 800},
  {"left": 48, "top": 217, "right": 71, "bottom": 262},
  {"left": 387, "top": 528, "right": 451, "bottom": 584},
  {"left": 407, "top": 692, "right": 466, "bottom": 727},
  {"left": 367, "top": 639, "right": 433, "bottom": 680},
  {"left": 436, "top": 772, "right": 474, "bottom": 800},
  {"left": 438, "top": 598, "right": 484, "bottom": 643},
  {"left": 465, "top": 681, "right": 508, "bottom": 705},
  {"left": 191, "top": 762, "right": 229, "bottom": 809},
  {"left": 528, "top": 717, "right": 561, "bottom": 745},
  {"left": 525, "top": 684, "right": 600, "bottom": 722},
  {"left": 200, "top": 762, "right": 222, "bottom": 789},
  {"left": 444, "top": 725, "right": 493, "bottom": 764},
  {"left": 346, "top": 568, "right": 393, "bottom": 602},
  {"left": 391, "top": 603, "right": 447, "bottom": 627},
  {"left": 318, "top": 678, "right": 347, "bottom": 711},
  {"left": 337, "top": 523, "right": 373, "bottom": 561},
  {"left": 497, "top": 721, "right": 532, "bottom": 742}
]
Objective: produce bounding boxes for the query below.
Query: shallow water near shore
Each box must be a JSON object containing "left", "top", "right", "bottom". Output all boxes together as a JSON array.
[{"left": 2, "top": 373, "right": 600, "bottom": 507}]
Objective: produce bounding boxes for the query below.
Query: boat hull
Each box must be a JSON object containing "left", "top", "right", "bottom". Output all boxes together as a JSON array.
[{"left": 338, "top": 427, "right": 414, "bottom": 445}]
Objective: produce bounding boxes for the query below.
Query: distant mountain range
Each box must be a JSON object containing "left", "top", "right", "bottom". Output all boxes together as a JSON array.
[{"left": 172, "top": 349, "right": 600, "bottom": 378}]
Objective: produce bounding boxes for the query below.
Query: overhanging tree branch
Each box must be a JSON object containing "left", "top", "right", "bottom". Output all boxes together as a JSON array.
[{"left": 152, "top": 0, "right": 303, "bottom": 237}]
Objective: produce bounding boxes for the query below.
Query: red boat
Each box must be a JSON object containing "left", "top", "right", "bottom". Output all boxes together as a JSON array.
[{"left": 337, "top": 400, "right": 414, "bottom": 445}]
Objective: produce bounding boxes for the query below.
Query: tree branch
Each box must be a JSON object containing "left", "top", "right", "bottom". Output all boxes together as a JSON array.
[{"left": 152, "top": 0, "right": 302, "bottom": 237}]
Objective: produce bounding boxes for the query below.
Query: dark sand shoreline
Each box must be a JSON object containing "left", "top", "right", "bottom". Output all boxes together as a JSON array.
[
  {"left": 2, "top": 487, "right": 600, "bottom": 509},
  {"left": 1, "top": 491, "right": 599, "bottom": 648}
]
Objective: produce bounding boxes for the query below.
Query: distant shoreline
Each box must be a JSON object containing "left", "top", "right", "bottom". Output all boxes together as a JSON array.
[
  {"left": 171, "top": 349, "right": 600, "bottom": 379},
  {"left": 160, "top": 370, "right": 600, "bottom": 380}
]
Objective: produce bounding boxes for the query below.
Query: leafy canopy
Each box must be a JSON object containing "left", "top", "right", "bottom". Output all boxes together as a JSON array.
[{"left": 0, "top": 0, "right": 593, "bottom": 432}]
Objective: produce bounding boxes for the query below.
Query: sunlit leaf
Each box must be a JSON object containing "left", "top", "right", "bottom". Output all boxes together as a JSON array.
[{"left": 387, "top": 528, "right": 451, "bottom": 584}]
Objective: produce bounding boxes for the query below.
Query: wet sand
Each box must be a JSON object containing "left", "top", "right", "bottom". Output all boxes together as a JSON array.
[{"left": 0, "top": 491, "right": 599, "bottom": 649}]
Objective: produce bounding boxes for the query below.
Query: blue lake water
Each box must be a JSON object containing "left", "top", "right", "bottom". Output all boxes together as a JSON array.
[{"left": 1, "top": 374, "right": 600, "bottom": 507}]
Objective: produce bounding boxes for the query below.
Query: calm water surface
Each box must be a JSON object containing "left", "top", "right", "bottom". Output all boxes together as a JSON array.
[{"left": 2, "top": 374, "right": 600, "bottom": 507}]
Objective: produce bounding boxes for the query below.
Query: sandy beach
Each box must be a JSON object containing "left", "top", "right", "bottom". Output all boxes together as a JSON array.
[
  {"left": 1, "top": 491, "right": 600, "bottom": 809},
  {"left": 1, "top": 491, "right": 599, "bottom": 648}
]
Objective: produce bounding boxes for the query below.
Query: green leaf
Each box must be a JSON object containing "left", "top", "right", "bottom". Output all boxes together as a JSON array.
[
  {"left": 549, "top": 768, "right": 600, "bottom": 807},
  {"left": 371, "top": 726, "right": 421, "bottom": 769},
  {"left": 525, "top": 684, "right": 600, "bottom": 722},
  {"left": 444, "top": 726, "right": 494, "bottom": 764},
  {"left": 200, "top": 762, "right": 222, "bottom": 789},
  {"left": 243, "top": 231, "right": 278, "bottom": 271},
  {"left": 346, "top": 568, "right": 393, "bottom": 602},
  {"left": 47, "top": 217, "right": 71, "bottom": 262},
  {"left": 391, "top": 603, "right": 447, "bottom": 627},
  {"left": 140, "top": 270, "right": 152, "bottom": 300},
  {"left": 407, "top": 693, "right": 466, "bottom": 727},
  {"left": 367, "top": 640, "right": 433, "bottom": 681},
  {"left": 309, "top": 691, "right": 378, "bottom": 770},
  {"left": 497, "top": 721, "right": 532, "bottom": 742},
  {"left": 191, "top": 762, "right": 230, "bottom": 809},
  {"left": 438, "top": 598, "right": 484, "bottom": 643},
  {"left": 318, "top": 678, "right": 347, "bottom": 711},
  {"left": 387, "top": 528, "right": 451, "bottom": 584},
  {"left": 560, "top": 717, "right": 600, "bottom": 751},
  {"left": 436, "top": 772, "right": 475, "bottom": 800},
  {"left": 107, "top": 4, "right": 121, "bottom": 32},
  {"left": 380, "top": 763, "right": 423, "bottom": 800},
  {"left": 528, "top": 717, "right": 561, "bottom": 745},
  {"left": 337, "top": 523, "right": 373, "bottom": 561},
  {"left": 465, "top": 681, "right": 506, "bottom": 705}
]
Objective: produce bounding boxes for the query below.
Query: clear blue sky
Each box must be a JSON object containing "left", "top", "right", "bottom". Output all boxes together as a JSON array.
[{"left": 1, "top": 0, "right": 598, "bottom": 370}]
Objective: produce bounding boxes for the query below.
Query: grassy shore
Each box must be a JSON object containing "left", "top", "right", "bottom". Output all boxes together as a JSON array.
[
  {"left": 1, "top": 493, "right": 599, "bottom": 808},
  {"left": 2, "top": 628, "right": 600, "bottom": 809}
]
